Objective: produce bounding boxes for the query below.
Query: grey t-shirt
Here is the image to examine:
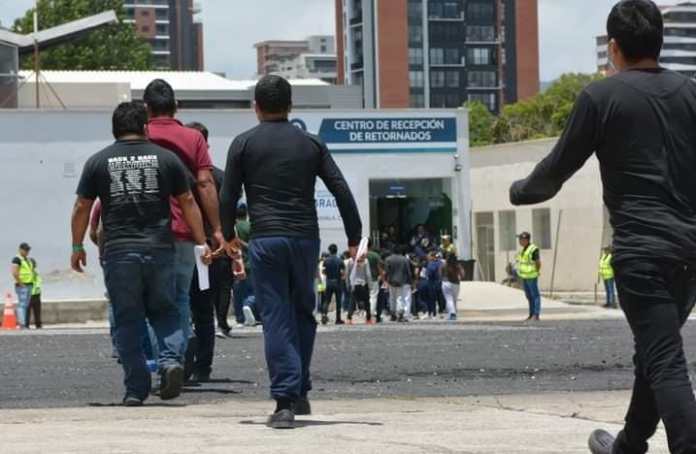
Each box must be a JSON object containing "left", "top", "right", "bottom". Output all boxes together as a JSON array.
[{"left": 385, "top": 254, "right": 413, "bottom": 287}]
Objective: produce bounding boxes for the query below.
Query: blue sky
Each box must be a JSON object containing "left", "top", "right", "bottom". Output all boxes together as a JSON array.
[{"left": 0, "top": 0, "right": 645, "bottom": 81}]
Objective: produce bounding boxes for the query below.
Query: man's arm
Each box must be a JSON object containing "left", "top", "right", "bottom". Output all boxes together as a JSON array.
[
  {"left": 220, "top": 137, "right": 244, "bottom": 242},
  {"left": 71, "top": 197, "right": 95, "bottom": 272},
  {"left": 317, "top": 143, "right": 362, "bottom": 249},
  {"left": 176, "top": 191, "right": 207, "bottom": 246},
  {"left": 510, "top": 91, "right": 600, "bottom": 206},
  {"left": 534, "top": 249, "right": 542, "bottom": 272},
  {"left": 195, "top": 168, "right": 223, "bottom": 245},
  {"left": 11, "top": 263, "right": 20, "bottom": 285}
]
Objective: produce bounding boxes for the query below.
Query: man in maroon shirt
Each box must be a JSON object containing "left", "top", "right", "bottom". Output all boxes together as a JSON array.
[{"left": 143, "top": 79, "right": 225, "bottom": 357}]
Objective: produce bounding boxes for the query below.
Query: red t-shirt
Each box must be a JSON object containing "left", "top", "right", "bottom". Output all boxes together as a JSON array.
[{"left": 147, "top": 117, "right": 213, "bottom": 241}]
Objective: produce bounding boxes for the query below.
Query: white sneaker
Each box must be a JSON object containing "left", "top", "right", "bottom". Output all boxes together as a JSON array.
[
  {"left": 215, "top": 329, "right": 228, "bottom": 339},
  {"left": 243, "top": 306, "right": 256, "bottom": 327}
]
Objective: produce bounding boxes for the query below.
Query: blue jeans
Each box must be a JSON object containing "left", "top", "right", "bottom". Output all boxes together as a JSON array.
[
  {"left": 604, "top": 278, "right": 616, "bottom": 306},
  {"left": 174, "top": 241, "right": 196, "bottom": 355},
  {"left": 523, "top": 278, "right": 541, "bottom": 317},
  {"left": 103, "top": 247, "right": 184, "bottom": 400},
  {"left": 249, "top": 237, "right": 320, "bottom": 400},
  {"left": 15, "top": 284, "right": 32, "bottom": 328}
]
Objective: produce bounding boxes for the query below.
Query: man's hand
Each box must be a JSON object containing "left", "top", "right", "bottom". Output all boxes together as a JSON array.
[
  {"left": 199, "top": 244, "right": 213, "bottom": 266},
  {"left": 71, "top": 250, "right": 87, "bottom": 273},
  {"left": 212, "top": 229, "right": 226, "bottom": 250}
]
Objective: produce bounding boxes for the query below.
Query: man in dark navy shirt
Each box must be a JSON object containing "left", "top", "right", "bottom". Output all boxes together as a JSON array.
[
  {"left": 510, "top": 2, "right": 696, "bottom": 452},
  {"left": 321, "top": 244, "right": 346, "bottom": 325},
  {"left": 220, "top": 75, "right": 362, "bottom": 429}
]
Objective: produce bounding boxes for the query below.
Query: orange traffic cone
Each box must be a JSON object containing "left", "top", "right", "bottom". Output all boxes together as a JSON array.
[{"left": 2, "top": 292, "right": 18, "bottom": 330}]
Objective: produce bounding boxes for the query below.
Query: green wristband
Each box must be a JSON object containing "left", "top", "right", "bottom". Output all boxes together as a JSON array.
[{"left": 72, "top": 244, "right": 85, "bottom": 253}]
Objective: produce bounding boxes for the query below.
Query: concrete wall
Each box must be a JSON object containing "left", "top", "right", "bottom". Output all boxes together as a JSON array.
[
  {"left": 470, "top": 139, "right": 607, "bottom": 292},
  {"left": 18, "top": 82, "right": 131, "bottom": 108}
]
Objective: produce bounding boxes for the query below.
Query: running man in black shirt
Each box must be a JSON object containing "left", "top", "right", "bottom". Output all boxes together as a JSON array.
[
  {"left": 71, "top": 102, "right": 209, "bottom": 406},
  {"left": 510, "top": 2, "right": 696, "bottom": 452},
  {"left": 220, "top": 75, "right": 362, "bottom": 429}
]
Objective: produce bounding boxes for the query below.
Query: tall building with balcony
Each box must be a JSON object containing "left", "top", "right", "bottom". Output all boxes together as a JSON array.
[
  {"left": 335, "top": 0, "right": 540, "bottom": 111},
  {"left": 597, "top": 2, "right": 696, "bottom": 78},
  {"left": 124, "top": 0, "right": 204, "bottom": 70},
  {"left": 255, "top": 35, "right": 337, "bottom": 83}
]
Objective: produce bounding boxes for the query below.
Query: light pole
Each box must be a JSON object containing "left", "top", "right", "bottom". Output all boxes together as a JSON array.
[{"left": 33, "top": 0, "right": 39, "bottom": 108}]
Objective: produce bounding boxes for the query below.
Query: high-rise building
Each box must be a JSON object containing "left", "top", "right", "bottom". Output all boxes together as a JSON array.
[
  {"left": 335, "top": 0, "right": 540, "bottom": 112},
  {"left": 597, "top": 2, "right": 696, "bottom": 78},
  {"left": 255, "top": 35, "right": 337, "bottom": 82},
  {"left": 124, "top": 0, "right": 204, "bottom": 70}
]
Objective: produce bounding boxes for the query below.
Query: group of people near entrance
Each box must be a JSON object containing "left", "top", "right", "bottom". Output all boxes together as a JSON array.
[
  {"left": 317, "top": 238, "right": 466, "bottom": 324},
  {"left": 55, "top": 1, "right": 696, "bottom": 451}
]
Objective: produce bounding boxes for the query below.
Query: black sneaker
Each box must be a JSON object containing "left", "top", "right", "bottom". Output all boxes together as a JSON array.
[
  {"left": 267, "top": 409, "right": 295, "bottom": 429},
  {"left": 390, "top": 315, "right": 397, "bottom": 322},
  {"left": 159, "top": 365, "right": 184, "bottom": 400},
  {"left": 122, "top": 395, "right": 144, "bottom": 407},
  {"left": 294, "top": 397, "right": 311, "bottom": 416},
  {"left": 335, "top": 319, "right": 345, "bottom": 325},
  {"left": 321, "top": 315, "right": 328, "bottom": 325},
  {"left": 588, "top": 429, "right": 615, "bottom": 454},
  {"left": 191, "top": 371, "right": 211, "bottom": 383}
]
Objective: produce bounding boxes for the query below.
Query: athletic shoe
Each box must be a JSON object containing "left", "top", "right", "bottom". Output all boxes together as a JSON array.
[
  {"left": 267, "top": 409, "right": 295, "bottom": 429},
  {"left": 191, "top": 371, "right": 211, "bottom": 383},
  {"left": 243, "top": 306, "right": 257, "bottom": 326},
  {"left": 122, "top": 395, "right": 144, "bottom": 407},
  {"left": 215, "top": 329, "right": 229, "bottom": 339},
  {"left": 588, "top": 429, "right": 615, "bottom": 454},
  {"left": 390, "top": 315, "right": 398, "bottom": 322},
  {"left": 321, "top": 315, "right": 329, "bottom": 325},
  {"left": 159, "top": 365, "right": 184, "bottom": 400},
  {"left": 294, "top": 397, "right": 312, "bottom": 416},
  {"left": 335, "top": 319, "right": 345, "bottom": 325}
]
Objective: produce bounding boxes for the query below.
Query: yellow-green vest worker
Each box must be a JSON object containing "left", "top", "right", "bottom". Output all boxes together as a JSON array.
[
  {"left": 32, "top": 272, "right": 42, "bottom": 296},
  {"left": 15, "top": 255, "right": 35, "bottom": 285},
  {"left": 599, "top": 253, "right": 614, "bottom": 281},
  {"left": 517, "top": 244, "right": 540, "bottom": 280}
]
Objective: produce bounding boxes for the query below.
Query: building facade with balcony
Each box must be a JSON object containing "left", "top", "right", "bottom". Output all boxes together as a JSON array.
[
  {"left": 335, "top": 0, "right": 539, "bottom": 111},
  {"left": 255, "top": 35, "right": 337, "bottom": 82},
  {"left": 124, "top": 0, "right": 204, "bottom": 70}
]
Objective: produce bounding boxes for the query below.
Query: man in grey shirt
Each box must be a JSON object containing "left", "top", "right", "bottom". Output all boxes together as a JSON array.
[{"left": 385, "top": 246, "right": 413, "bottom": 322}]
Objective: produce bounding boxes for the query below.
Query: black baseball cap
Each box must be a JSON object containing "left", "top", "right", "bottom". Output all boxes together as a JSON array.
[
  {"left": 517, "top": 232, "right": 531, "bottom": 240},
  {"left": 19, "top": 242, "right": 31, "bottom": 251}
]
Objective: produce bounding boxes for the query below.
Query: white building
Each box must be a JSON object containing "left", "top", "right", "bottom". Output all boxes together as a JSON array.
[
  {"left": 275, "top": 53, "right": 338, "bottom": 84},
  {"left": 597, "top": 2, "right": 696, "bottom": 77}
]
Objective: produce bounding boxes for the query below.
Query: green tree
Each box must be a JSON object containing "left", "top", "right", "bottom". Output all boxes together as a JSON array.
[
  {"left": 465, "top": 101, "right": 496, "bottom": 146},
  {"left": 13, "top": 0, "right": 152, "bottom": 70}
]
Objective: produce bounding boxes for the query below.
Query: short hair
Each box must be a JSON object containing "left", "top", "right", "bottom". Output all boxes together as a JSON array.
[
  {"left": 112, "top": 101, "right": 147, "bottom": 139},
  {"left": 254, "top": 75, "right": 292, "bottom": 114},
  {"left": 607, "top": 0, "right": 663, "bottom": 61},
  {"left": 143, "top": 79, "right": 177, "bottom": 116},
  {"left": 328, "top": 244, "right": 338, "bottom": 255},
  {"left": 186, "top": 121, "right": 209, "bottom": 142}
]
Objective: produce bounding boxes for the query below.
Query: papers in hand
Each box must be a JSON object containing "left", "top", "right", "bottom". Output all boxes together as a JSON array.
[
  {"left": 194, "top": 245, "right": 210, "bottom": 291},
  {"left": 349, "top": 237, "right": 370, "bottom": 286}
]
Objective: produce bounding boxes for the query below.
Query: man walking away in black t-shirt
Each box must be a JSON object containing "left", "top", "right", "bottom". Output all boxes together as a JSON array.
[
  {"left": 220, "top": 75, "right": 362, "bottom": 429},
  {"left": 510, "top": 2, "right": 696, "bottom": 452},
  {"left": 322, "top": 244, "right": 346, "bottom": 325},
  {"left": 71, "top": 102, "right": 210, "bottom": 406}
]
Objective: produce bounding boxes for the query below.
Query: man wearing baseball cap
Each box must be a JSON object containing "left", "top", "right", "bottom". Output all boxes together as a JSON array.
[
  {"left": 515, "top": 232, "right": 541, "bottom": 321},
  {"left": 10, "top": 243, "right": 35, "bottom": 329}
]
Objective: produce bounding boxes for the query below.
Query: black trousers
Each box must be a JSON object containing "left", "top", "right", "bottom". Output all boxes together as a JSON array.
[
  {"left": 322, "top": 279, "right": 343, "bottom": 321},
  {"left": 29, "top": 293, "right": 42, "bottom": 328},
  {"left": 614, "top": 260, "right": 696, "bottom": 454},
  {"left": 211, "top": 258, "right": 233, "bottom": 332},
  {"left": 348, "top": 284, "right": 370, "bottom": 320},
  {"left": 189, "top": 270, "right": 215, "bottom": 377}
]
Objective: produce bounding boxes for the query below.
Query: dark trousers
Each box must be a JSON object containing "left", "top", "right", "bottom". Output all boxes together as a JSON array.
[
  {"left": 348, "top": 284, "right": 370, "bottom": 320},
  {"left": 249, "top": 237, "right": 320, "bottom": 400},
  {"left": 189, "top": 270, "right": 215, "bottom": 377},
  {"left": 614, "top": 260, "right": 696, "bottom": 454},
  {"left": 211, "top": 258, "right": 233, "bottom": 331},
  {"left": 322, "top": 279, "right": 343, "bottom": 321},
  {"left": 28, "top": 293, "right": 42, "bottom": 328},
  {"left": 376, "top": 287, "right": 389, "bottom": 319},
  {"left": 103, "top": 248, "right": 184, "bottom": 401}
]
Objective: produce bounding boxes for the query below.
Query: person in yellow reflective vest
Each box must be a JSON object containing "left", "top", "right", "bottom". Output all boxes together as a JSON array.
[
  {"left": 10, "top": 242, "right": 35, "bottom": 329},
  {"left": 516, "top": 232, "right": 542, "bottom": 321},
  {"left": 29, "top": 261, "right": 43, "bottom": 329},
  {"left": 599, "top": 246, "right": 617, "bottom": 309}
]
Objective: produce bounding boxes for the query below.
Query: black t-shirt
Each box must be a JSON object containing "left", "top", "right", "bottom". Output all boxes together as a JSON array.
[
  {"left": 76, "top": 139, "right": 190, "bottom": 252},
  {"left": 511, "top": 68, "right": 696, "bottom": 265},
  {"left": 323, "top": 255, "right": 345, "bottom": 281}
]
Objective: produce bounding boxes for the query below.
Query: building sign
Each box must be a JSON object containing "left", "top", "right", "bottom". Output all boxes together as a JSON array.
[{"left": 315, "top": 189, "right": 342, "bottom": 227}]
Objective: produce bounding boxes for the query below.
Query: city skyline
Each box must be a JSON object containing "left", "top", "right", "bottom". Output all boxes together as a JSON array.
[{"left": 0, "top": 0, "right": 656, "bottom": 81}]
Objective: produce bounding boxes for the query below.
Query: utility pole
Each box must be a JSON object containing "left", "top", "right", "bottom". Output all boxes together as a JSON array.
[{"left": 33, "top": 0, "right": 39, "bottom": 109}]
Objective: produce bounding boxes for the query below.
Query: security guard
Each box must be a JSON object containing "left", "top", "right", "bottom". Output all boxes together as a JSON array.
[
  {"left": 516, "top": 232, "right": 541, "bottom": 321},
  {"left": 598, "top": 246, "right": 617, "bottom": 309},
  {"left": 11, "top": 243, "right": 35, "bottom": 328}
]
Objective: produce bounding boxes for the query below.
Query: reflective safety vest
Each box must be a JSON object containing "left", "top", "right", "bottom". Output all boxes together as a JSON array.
[
  {"left": 516, "top": 244, "right": 539, "bottom": 280},
  {"left": 32, "top": 273, "right": 42, "bottom": 296},
  {"left": 599, "top": 253, "right": 614, "bottom": 280},
  {"left": 16, "top": 256, "right": 35, "bottom": 285}
]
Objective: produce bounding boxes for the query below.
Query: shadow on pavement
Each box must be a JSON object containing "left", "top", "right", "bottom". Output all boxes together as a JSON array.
[
  {"left": 87, "top": 402, "right": 187, "bottom": 408},
  {"left": 239, "top": 420, "right": 383, "bottom": 427}
]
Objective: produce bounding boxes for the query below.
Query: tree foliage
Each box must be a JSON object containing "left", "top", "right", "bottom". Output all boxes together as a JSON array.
[
  {"left": 468, "top": 73, "right": 605, "bottom": 147},
  {"left": 13, "top": 0, "right": 152, "bottom": 70},
  {"left": 465, "top": 101, "right": 495, "bottom": 147}
]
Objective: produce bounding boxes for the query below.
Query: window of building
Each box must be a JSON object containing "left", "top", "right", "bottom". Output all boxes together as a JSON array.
[
  {"left": 444, "top": 1, "right": 461, "bottom": 18},
  {"left": 156, "top": 23, "right": 168, "bottom": 35},
  {"left": 431, "top": 93, "right": 446, "bottom": 108},
  {"left": 499, "top": 211, "right": 517, "bottom": 251},
  {"left": 468, "top": 47, "right": 495, "bottom": 65},
  {"left": 466, "top": 25, "right": 496, "bottom": 41},
  {"left": 155, "top": 9, "right": 168, "bottom": 19},
  {"left": 467, "top": 2, "right": 495, "bottom": 22},
  {"left": 445, "top": 48, "right": 460, "bottom": 64},
  {"left": 431, "top": 70, "right": 445, "bottom": 88},
  {"left": 410, "top": 93, "right": 425, "bottom": 108},
  {"left": 409, "top": 47, "right": 424, "bottom": 66},
  {"left": 468, "top": 93, "right": 497, "bottom": 111},
  {"left": 409, "top": 25, "right": 423, "bottom": 44},
  {"left": 429, "top": 2, "right": 444, "bottom": 19},
  {"left": 467, "top": 70, "right": 497, "bottom": 88},
  {"left": 446, "top": 71, "right": 460, "bottom": 88},
  {"left": 532, "top": 208, "right": 552, "bottom": 249},
  {"left": 446, "top": 93, "right": 460, "bottom": 108},
  {"left": 430, "top": 48, "right": 444, "bottom": 65},
  {"left": 409, "top": 70, "right": 425, "bottom": 88}
]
